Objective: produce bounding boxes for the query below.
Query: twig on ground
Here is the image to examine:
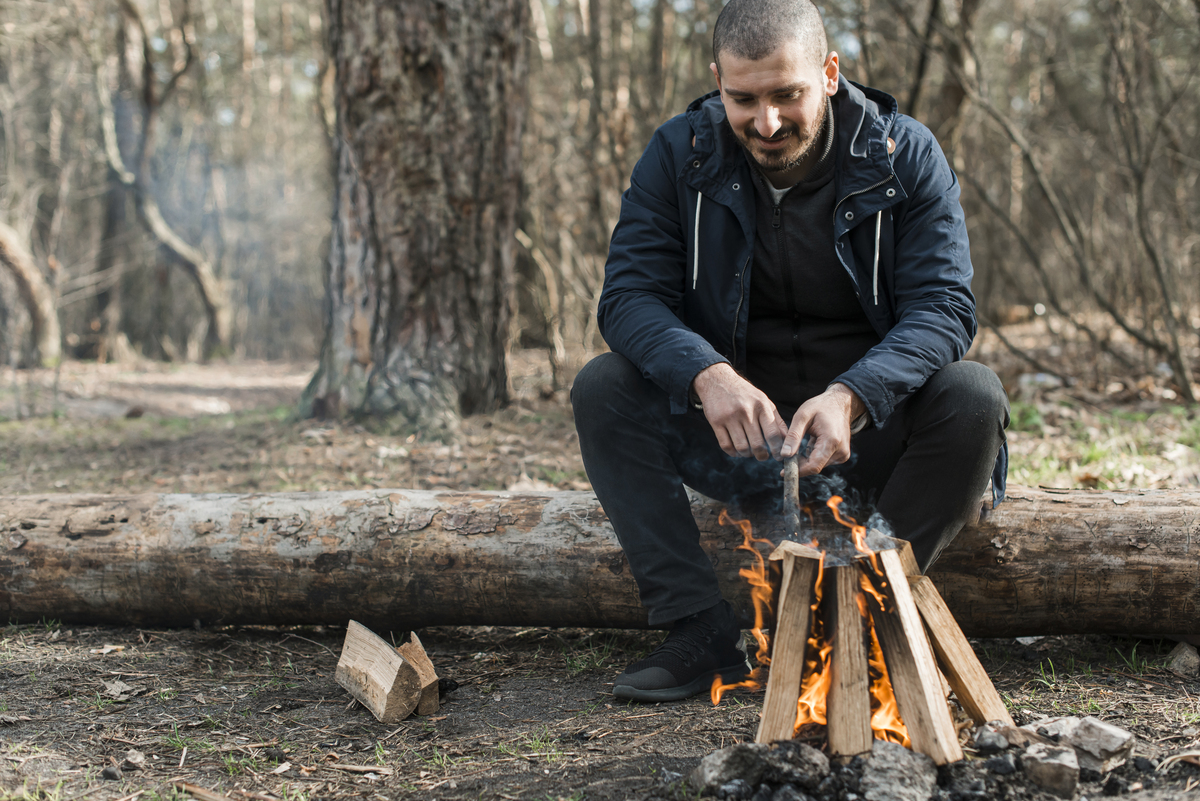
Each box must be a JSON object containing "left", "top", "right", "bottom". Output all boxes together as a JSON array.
[{"left": 280, "top": 632, "right": 338, "bottom": 658}]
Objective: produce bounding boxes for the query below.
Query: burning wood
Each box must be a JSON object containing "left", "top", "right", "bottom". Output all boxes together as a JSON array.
[{"left": 711, "top": 457, "right": 1014, "bottom": 766}]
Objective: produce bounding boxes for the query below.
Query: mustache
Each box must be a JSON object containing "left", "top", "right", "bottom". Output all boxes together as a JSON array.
[{"left": 745, "top": 125, "right": 798, "bottom": 142}]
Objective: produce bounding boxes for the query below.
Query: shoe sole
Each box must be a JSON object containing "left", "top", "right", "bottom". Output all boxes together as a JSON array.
[{"left": 612, "top": 660, "right": 751, "bottom": 703}]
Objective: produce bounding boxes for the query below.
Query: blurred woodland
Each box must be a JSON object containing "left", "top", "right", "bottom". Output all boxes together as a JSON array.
[{"left": 1, "top": 0, "right": 1199, "bottom": 411}]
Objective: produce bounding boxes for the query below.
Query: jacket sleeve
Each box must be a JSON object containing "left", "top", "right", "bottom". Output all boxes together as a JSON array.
[
  {"left": 833, "top": 125, "right": 977, "bottom": 429},
  {"left": 597, "top": 126, "right": 730, "bottom": 414}
]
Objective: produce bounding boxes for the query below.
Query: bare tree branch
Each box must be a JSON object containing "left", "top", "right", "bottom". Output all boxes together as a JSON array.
[
  {"left": 86, "top": 26, "right": 230, "bottom": 357},
  {"left": 0, "top": 221, "right": 61, "bottom": 367}
]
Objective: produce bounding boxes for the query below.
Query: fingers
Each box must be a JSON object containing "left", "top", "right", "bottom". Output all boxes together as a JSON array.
[
  {"left": 785, "top": 401, "right": 853, "bottom": 476},
  {"left": 760, "top": 408, "right": 787, "bottom": 461},
  {"left": 781, "top": 408, "right": 813, "bottom": 459},
  {"left": 732, "top": 420, "right": 775, "bottom": 460},
  {"left": 699, "top": 376, "right": 783, "bottom": 461},
  {"left": 797, "top": 434, "right": 836, "bottom": 477}
]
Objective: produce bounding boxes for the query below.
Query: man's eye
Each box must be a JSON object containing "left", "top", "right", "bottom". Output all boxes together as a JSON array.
[{"left": 734, "top": 97, "right": 755, "bottom": 105}]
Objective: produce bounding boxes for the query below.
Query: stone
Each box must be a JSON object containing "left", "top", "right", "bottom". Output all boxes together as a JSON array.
[
  {"left": 956, "top": 778, "right": 989, "bottom": 800},
  {"left": 815, "top": 774, "right": 840, "bottom": 798},
  {"left": 762, "top": 741, "right": 831, "bottom": 790},
  {"left": 1166, "top": 642, "right": 1200, "bottom": 676},
  {"left": 691, "top": 741, "right": 830, "bottom": 795},
  {"left": 691, "top": 743, "right": 774, "bottom": 791},
  {"left": 121, "top": 750, "right": 145, "bottom": 771},
  {"left": 772, "top": 786, "right": 812, "bottom": 801},
  {"left": 972, "top": 727, "right": 1009, "bottom": 755},
  {"left": 1022, "top": 715, "right": 1135, "bottom": 772},
  {"left": 717, "top": 778, "right": 754, "bottom": 800},
  {"left": 100, "top": 765, "right": 122, "bottom": 781},
  {"left": 1021, "top": 743, "right": 1079, "bottom": 798},
  {"left": 1133, "top": 756, "right": 1156, "bottom": 773},
  {"left": 859, "top": 739, "right": 938, "bottom": 801},
  {"left": 750, "top": 785, "right": 775, "bottom": 801},
  {"left": 985, "top": 720, "right": 1052, "bottom": 749},
  {"left": 1102, "top": 774, "right": 1130, "bottom": 795},
  {"left": 985, "top": 753, "right": 1017, "bottom": 775}
]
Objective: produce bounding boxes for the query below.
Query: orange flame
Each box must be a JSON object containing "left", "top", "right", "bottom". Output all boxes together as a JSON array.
[
  {"left": 711, "top": 498, "right": 911, "bottom": 752},
  {"left": 865, "top": 606, "right": 910, "bottom": 747},
  {"left": 793, "top": 552, "right": 830, "bottom": 732},
  {"left": 819, "top": 497, "right": 911, "bottom": 747},
  {"left": 710, "top": 510, "right": 774, "bottom": 704}
]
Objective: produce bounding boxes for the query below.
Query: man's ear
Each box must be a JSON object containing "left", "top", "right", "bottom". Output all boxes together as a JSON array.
[
  {"left": 823, "top": 52, "right": 840, "bottom": 96},
  {"left": 710, "top": 61, "right": 722, "bottom": 92}
]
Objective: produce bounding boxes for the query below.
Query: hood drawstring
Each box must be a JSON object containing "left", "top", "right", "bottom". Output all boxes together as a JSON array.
[
  {"left": 693, "top": 190, "right": 703, "bottom": 289},
  {"left": 872, "top": 210, "right": 882, "bottom": 306}
]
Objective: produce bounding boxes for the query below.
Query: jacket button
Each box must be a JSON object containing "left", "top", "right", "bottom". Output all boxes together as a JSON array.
[
  {"left": 886, "top": 188, "right": 896, "bottom": 198},
  {"left": 693, "top": 160, "right": 700, "bottom": 168},
  {"left": 844, "top": 211, "right": 854, "bottom": 221},
  {"left": 732, "top": 183, "right": 740, "bottom": 190}
]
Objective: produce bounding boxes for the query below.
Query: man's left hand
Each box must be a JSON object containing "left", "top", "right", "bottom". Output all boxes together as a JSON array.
[{"left": 781, "top": 383, "right": 866, "bottom": 476}]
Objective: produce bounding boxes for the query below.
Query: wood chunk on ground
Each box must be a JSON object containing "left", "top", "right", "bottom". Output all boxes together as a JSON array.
[{"left": 335, "top": 620, "right": 440, "bottom": 723}]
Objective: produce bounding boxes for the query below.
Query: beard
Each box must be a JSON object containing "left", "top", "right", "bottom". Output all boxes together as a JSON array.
[{"left": 737, "top": 99, "right": 827, "bottom": 175}]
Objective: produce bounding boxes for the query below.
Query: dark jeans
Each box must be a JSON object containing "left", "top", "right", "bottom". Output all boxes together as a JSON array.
[{"left": 571, "top": 352, "right": 1009, "bottom": 626}]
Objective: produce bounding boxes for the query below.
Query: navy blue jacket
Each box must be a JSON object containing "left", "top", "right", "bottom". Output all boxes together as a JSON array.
[{"left": 597, "top": 76, "right": 1007, "bottom": 502}]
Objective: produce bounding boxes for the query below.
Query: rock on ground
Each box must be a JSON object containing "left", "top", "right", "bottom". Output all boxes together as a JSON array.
[
  {"left": 971, "top": 725, "right": 1010, "bottom": 754},
  {"left": 1023, "top": 714, "right": 1135, "bottom": 772},
  {"left": 690, "top": 741, "right": 830, "bottom": 794},
  {"left": 859, "top": 739, "right": 938, "bottom": 801},
  {"left": 1021, "top": 742, "right": 1079, "bottom": 798},
  {"left": 1166, "top": 641, "right": 1200, "bottom": 676}
]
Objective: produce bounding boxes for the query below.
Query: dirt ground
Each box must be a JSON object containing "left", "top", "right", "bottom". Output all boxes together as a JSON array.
[{"left": 2, "top": 348, "right": 1199, "bottom": 801}]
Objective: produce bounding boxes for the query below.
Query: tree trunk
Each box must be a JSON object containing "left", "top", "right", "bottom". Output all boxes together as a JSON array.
[
  {"left": 304, "top": 0, "right": 528, "bottom": 429},
  {"left": 0, "top": 222, "right": 61, "bottom": 367},
  {"left": 2, "top": 486, "right": 1197, "bottom": 637}
]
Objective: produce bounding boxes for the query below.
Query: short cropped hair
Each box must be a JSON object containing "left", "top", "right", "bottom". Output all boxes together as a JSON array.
[{"left": 712, "top": 0, "right": 828, "bottom": 72}]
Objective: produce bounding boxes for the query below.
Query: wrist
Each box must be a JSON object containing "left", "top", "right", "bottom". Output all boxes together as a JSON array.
[
  {"left": 829, "top": 382, "right": 868, "bottom": 428},
  {"left": 691, "top": 362, "right": 735, "bottom": 405}
]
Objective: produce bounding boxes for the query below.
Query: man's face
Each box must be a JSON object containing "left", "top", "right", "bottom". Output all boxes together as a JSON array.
[{"left": 710, "top": 43, "right": 839, "bottom": 179}]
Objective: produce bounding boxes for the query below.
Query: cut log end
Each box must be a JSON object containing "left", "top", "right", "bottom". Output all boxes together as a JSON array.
[{"left": 335, "top": 621, "right": 440, "bottom": 723}]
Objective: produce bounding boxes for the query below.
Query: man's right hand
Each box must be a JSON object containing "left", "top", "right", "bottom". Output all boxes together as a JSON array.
[{"left": 692, "top": 363, "right": 787, "bottom": 461}]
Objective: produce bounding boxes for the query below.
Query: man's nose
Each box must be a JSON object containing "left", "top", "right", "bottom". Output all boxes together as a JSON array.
[{"left": 754, "top": 105, "right": 781, "bottom": 138}]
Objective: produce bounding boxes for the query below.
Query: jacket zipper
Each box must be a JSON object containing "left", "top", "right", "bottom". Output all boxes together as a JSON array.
[
  {"left": 731, "top": 255, "right": 750, "bottom": 359},
  {"left": 834, "top": 173, "right": 895, "bottom": 213}
]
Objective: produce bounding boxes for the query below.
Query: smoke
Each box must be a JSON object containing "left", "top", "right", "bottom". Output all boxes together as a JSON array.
[{"left": 785, "top": 460, "right": 900, "bottom": 565}]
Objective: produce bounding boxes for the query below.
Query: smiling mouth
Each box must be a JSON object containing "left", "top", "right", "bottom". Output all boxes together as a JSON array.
[{"left": 748, "top": 129, "right": 796, "bottom": 146}]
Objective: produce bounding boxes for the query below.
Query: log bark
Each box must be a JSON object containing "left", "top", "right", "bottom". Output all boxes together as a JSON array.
[{"left": 1, "top": 486, "right": 1198, "bottom": 636}]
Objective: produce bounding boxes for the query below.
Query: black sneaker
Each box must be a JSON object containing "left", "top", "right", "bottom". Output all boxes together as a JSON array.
[{"left": 612, "top": 600, "right": 750, "bottom": 702}]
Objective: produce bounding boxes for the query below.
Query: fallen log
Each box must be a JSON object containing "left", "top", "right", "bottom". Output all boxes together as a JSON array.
[{"left": 1, "top": 486, "right": 1196, "bottom": 636}]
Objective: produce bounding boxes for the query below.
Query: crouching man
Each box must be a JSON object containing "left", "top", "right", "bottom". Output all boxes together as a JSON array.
[{"left": 571, "top": 0, "right": 1010, "bottom": 702}]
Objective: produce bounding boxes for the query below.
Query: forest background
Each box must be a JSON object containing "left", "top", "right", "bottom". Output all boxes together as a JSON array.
[
  {"left": 1, "top": 0, "right": 1200, "bottom": 489},
  {"left": 2, "top": 4, "right": 1200, "bottom": 800}
]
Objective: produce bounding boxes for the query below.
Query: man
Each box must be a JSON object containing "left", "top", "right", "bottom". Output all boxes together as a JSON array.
[{"left": 571, "top": 0, "right": 1009, "bottom": 702}]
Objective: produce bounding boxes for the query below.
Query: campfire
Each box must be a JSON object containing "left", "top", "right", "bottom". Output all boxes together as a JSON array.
[{"left": 712, "top": 459, "right": 1013, "bottom": 765}]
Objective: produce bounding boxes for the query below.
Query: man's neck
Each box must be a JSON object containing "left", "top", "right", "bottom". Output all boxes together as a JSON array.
[{"left": 762, "top": 155, "right": 817, "bottom": 190}]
